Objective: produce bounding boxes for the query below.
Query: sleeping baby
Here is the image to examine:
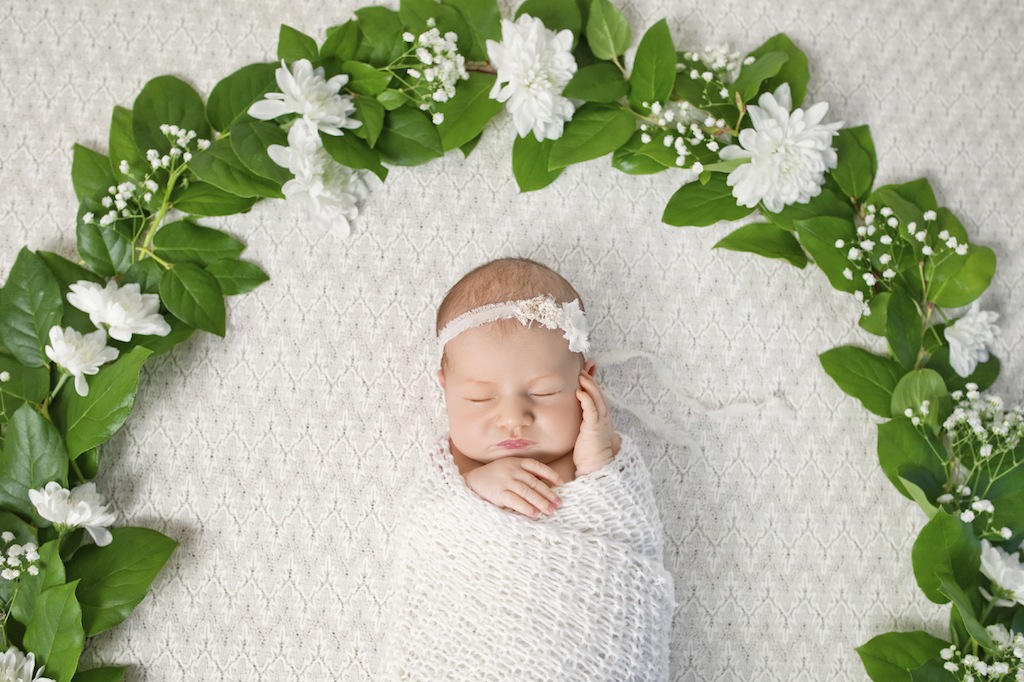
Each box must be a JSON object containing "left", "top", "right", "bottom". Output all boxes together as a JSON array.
[{"left": 379, "top": 257, "right": 676, "bottom": 681}]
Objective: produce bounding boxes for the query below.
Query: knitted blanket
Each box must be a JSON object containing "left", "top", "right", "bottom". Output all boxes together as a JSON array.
[{"left": 378, "top": 435, "right": 676, "bottom": 681}]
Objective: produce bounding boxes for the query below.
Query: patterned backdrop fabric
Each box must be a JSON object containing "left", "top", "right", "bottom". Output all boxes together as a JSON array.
[{"left": 1, "top": 0, "right": 1022, "bottom": 679}]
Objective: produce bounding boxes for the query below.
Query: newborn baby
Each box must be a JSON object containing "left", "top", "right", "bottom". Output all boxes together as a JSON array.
[
  {"left": 436, "top": 257, "right": 621, "bottom": 516},
  {"left": 379, "top": 256, "right": 675, "bottom": 681}
]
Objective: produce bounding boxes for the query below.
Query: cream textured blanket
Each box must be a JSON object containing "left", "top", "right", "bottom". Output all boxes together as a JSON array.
[{"left": 379, "top": 435, "right": 676, "bottom": 681}]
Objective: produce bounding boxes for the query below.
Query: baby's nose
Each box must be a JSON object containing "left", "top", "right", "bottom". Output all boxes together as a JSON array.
[{"left": 498, "top": 396, "right": 533, "bottom": 429}]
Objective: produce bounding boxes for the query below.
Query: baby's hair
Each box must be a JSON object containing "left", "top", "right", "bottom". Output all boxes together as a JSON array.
[{"left": 436, "top": 257, "right": 585, "bottom": 335}]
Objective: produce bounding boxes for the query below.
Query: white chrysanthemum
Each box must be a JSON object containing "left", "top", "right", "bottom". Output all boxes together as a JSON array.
[
  {"left": 44, "top": 326, "right": 119, "bottom": 397},
  {"left": 486, "top": 14, "right": 577, "bottom": 141},
  {"left": 979, "top": 539, "right": 1024, "bottom": 608},
  {"left": 267, "top": 119, "right": 367, "bottom": 237},
  {"left": 720, "top": 84, "right": 843, "bottom": 212},
  {"left": 28, "top": 482, "right": 117, "bottom": 547},
  {"left": 0, "top": 646, "right": 54, "bottom": 682},
  {"left": 945, "top": 302, "right": 1000, "bottom": 377},
  {"left": 248, "top": 59, "right": 361, "bottom": 136},
  {"left": 560, "top": 300, "right": 590, "bottom": 355},
  {"left": 67, "top": 280, "right": 171, "bottom": 342}
]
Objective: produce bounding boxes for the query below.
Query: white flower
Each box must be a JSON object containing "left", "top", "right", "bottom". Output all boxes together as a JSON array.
[
  {"left": 923, "top": 210, "right": 937, "bottom": 221},
  {"left": 720, "top": 83, "right": 843, "bottom": 212},
  {"left": 945, "top": 302, "right": 1000, "bottom": 377},
  {"left": 988, "top": 624, "right": 1012, "bottom": 648},
  {"left": 28, "top": 482, "right": 116, "bottom": 547},
  {"left": 979, "top": 539, "right": 1024, "bottom": 607},
  {"left": 248, "top": 59, "right": 361, "bottom": 136},
  {"left": 559, "top": 300, "right": 590, "bottom": 355},
  {"left": 267, "top": 119, "right": 367, "bottom": 237},
  {"left": 0, "top": 646, "right": 53, "bottom": 682},
  {"left": 67, "top": 280, "right": 171, "bottom": 342},
  {"left": 44, "top": 326, "right": 119, "bottom": 397},
  {"left": 486, "top": 14, "right": 577, "bottom": 141},
  {"left": 0, "top": 371, "right": 8, "bottom": 383}
]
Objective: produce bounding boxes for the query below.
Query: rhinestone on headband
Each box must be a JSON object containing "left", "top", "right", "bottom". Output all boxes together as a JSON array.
[{"left": 437, "top": 295, "right": 590, "bottom": 363}]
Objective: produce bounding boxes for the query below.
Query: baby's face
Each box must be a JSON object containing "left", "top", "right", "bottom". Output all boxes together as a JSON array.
[{"left": 439, "top": 322, "right": 590, "bottom": 465}]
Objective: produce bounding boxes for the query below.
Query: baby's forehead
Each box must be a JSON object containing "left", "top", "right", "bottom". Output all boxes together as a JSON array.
[{"left": 444, "top": 323, "right": 579, "bottom": 372}]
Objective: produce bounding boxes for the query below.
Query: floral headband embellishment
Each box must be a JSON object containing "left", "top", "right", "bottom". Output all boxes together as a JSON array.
[{"left": 437, "top": 295, "right": 591, "bottom": 364}]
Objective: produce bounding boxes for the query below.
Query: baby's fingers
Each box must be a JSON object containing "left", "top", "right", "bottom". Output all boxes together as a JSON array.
[
  {"left": 500, "top": 483, "right": 556, "bottom": 517},
  {"left": 578, "top": 372, "right": 610, "bottom": 420},
  {"left": 520, "top": 458, "right": 564, "bottom": 488}
]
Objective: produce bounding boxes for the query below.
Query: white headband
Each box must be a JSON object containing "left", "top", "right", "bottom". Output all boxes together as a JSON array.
[{"left": 437, "top": 295, "right": 590, "bottom": 364}]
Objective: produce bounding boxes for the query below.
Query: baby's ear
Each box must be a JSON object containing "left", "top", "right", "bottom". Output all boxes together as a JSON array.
[
  {"left": 437, "top": 369, "right": 446, "bottom": 389},
  {"left": 584, "top": 359, "right": 596, "bottom": 376}
]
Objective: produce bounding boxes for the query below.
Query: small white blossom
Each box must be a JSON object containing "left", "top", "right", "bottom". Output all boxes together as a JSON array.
[
  {"left": 922, "top": 245, "right": 933, "bottom": 255},
  {"left": 980, "top": 444, "right": 993, "bottom": 458},
  {"left": 923, "top": 210, "right": 937, "bottom": 221},
  {"left": 886, "top": 217, "right": 898, "bottom": 227},
  {"left": 960, "top": 509, "right": 975, "bottom": 522},
  {"left": 880, "top": 207, "right": 892, "bottom": 217},
  {"left": 44, "top": 326, "right": 119, "bottom": 397},
  {"left": 248, "top": 59, "right": 361, "bottom": 136},
  {"left": 835, "top": 239, "right": 845, "bottom": 248},
  {"left": 880, "top": 235, "right": 893, "bottom": 245},
  {"left": 937, "top": 493, "right": 954, "bottom": 504},
  {"left": 945, "top": 302, "right": 1000, "bottom": 377},
  {"left": 487, "top": 14, "right": 577, "bottom": 141},
  {"left": 691, "top": 161, "right": 704, "bottom": 174},
  {"left": 863, "top": 272, "right": 876, "bottom": 286},
  {"left": 1001, "top": 527, "right": 1013, "bottom": 540},
  {"left": 0, "top": 371, "right": 8, "bottom": 383},
  {"left": 842, "top": 268, "right": 853, "bottom": 280},
  {"left": 67, "top": 280, "right": 171, "bottom": 342},
  {"left": 848, "top": 247, "right": 861, "bottom": 260},
  {"left": 28, "top": 482, "right": 117, "bottom": 547},
  {"left": 971, "top": 499, "right": 994, "bottom": 514}
]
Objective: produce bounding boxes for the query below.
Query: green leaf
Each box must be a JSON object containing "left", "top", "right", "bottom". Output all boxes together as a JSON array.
[
  {"left": 925, "top": 346, "right": 1000, "bottom": 394},
  {"left": 0, "top": 247, "right": 63, "bottom": 367},
  {"left": 321, "top": 132, "right": 389, "bottom": 181},
  {"left": 611, "top": 130, "right": 669, "bottom": 175},
  {"left": 856, "top": 630, "right": 949, "bottom": 682},
  {"left": 732, "top": 51, "right": 788, "bottom": 103},
  {"left": 0, "top": 405, "right": 69, "bottom": 518},
  {"left": 352, "top": 96, "right": 385, "bottom": 147},
  {"left": 978, "top": 463, "right": 1024, "bottom": 534},
  {"left": 153, "top": 220, "right": 245, "bottom": 266},
  {"left": 793, "top": 216, "right": 860, "bottom": 293},
  {"left": 929, "top": 246, "right": 996, "bottom": 308},
  {"left": 24, "top": 581, "right": 84, "bottom": 682},
  {"left": 12, "top": 540, "right": 65, "bottom": 626},
  {"left": 109, "top": 106, "right": 147, "bottom": 182},
  {"left": 375, "top": 108, "right": 444, "bottom": 166},
  {"left": 832, "top": 126, "right": 877, "bottom": 202},
  {"left": 937, "top": 575, "right": 995, "bottom": 650},
  {"left": 376, "top": 88, "right": 411, "bottom": 111},
  {"left": 53, "top": 347, "right": 152, "bottom": 460},
  {"left": 512, "top": 135, "right": 564, "bottom": 192},
  {"left": 72, "top": 668, "right": 126, "bottom": 682},
  {"left": 713, "top": 222, "right": 808, "bottom": 268},
  {"left": 900, "top": 469, "right": 941, "bottom": 519},
  {"left": 459, "top": 133, "right": 483, "bottom": 158},
  {"left": 206, "top": 62, "right": 279, "bottom": 132},
  {"left": 747, "top": 33, "right": 809, "bottom": 107},
  {"left": 443, "top": 0, "right": 501, "bottom": 61},
  {"left": 563, "top": 63, "right": 628, "bottom": 102},
  {"left": 434, "top": 73, "right": 504, "bottom": 151},
  {"left": 342, "top": 60, "right": 391, "bottom": 96},
  {"left": 662, "top": 174, "right": 754, "bottom": 227},
  {"left": 120, "top": 314, "right": 194, "bottom": 359},
  {"left": 877, "top": 418, "right": 946, "bottom": 500},
  {"left": 890, "top": 369, "right": 948, "bottom": 427},
  {"left": 912, "top": 511, "right": 980, "bottom": 604},
  {"left": 765, "top": 185, "right": 854, "bottom": 232},
  {"left": 321, "top": 20, "right": 362, "bottom": 63},
  {"left": 585, "top": 0, "right": 630, "bottom": 60},
  {"left": 278, "top": 24, "right": 319, "bottom": 62},
  {"left": 71, "top": 145, "right": 115, "bottom": 203},
  {"left": 859, "top": 292, "right": 890, "bottom": 336},
  {"left": 819, "top": 345, "right": 903, "bottom": 417},
  {"left": 120, "top": 259, "right": 164, "bottom": 295},
  {"left": 229, "top": 120, "right": 291, "bottom": 186},
  {"left": 400, "top": 0, "right": 473, "bottom": 55},
  {"left": 159, "top": 264, "right": 226, "bottom": 337},
  {"left": 353, "top": 7, "right": 405, "bottom": 67},
  {"left": 172, "top": 181, "right": 259, "bottom": 217},
  {"left": 628, "top": 19, "right": 676, "bottom": 110},
  {"left": 76, "top": 216, "right": 134, "bottom": 279},
  {"left": 516, "top": 0, "right": 582, "bottom": 39},
  {"left": 65, "top": 527, "right": 178, "bottom": 637},
  {"left": 549, "top": 103, "right": 635, "bottom": 168},
  {"left": 909, "top": 660, "right": 958, "bottom": 682},
  {"left": 885, "top": 286, "right": 923, "bottom": 370},
  {"left": 0, "top": 353, "right": 49, "bottom": 424},
  {"left": 132, "top": 75, "right": 210, "bottom": 157},
  {"left": 188, "top": 137, "right": 285, "bottom": 199},
  {"left": 205, "top": 259, "right": 270, "bottom": 296}
]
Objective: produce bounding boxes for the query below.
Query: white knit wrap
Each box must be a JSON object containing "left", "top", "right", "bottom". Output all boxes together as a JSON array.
[{"left": 379, "top": 435, "right": 676, "bottom": 681}]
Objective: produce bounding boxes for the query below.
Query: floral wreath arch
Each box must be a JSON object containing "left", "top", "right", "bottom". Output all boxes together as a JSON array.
[{"left": 0, "top": 0, "right": 1022, "bottom": 680}]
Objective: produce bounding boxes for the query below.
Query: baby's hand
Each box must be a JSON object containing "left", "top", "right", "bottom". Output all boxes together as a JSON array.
[
  {"left": 573, "top": 371, "right": 619, "bottom": 476},
  {"left": 463, "top": 457, "right": 564, "bottom": 518}
]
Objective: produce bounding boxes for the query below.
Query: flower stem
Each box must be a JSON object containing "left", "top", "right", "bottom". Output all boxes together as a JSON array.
[{"left": 69, "top": 456, "right": 86, "bottom": 484}]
